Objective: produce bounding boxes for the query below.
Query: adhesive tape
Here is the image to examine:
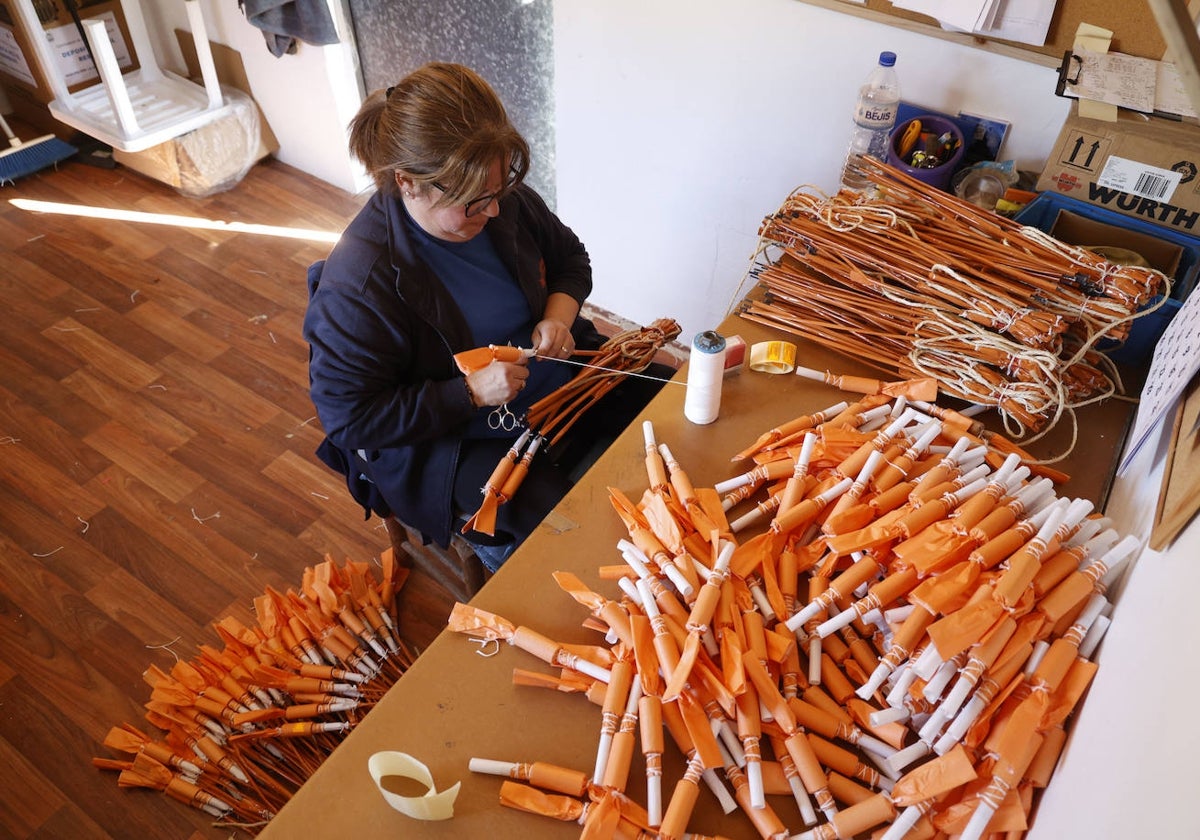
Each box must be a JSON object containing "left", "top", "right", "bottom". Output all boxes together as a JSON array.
[
  {"left": 749, "top": 341, "right": 797, "bottom": 374},
  {"left": 368, "top": 751, "right": 460, "bottom": 820}
]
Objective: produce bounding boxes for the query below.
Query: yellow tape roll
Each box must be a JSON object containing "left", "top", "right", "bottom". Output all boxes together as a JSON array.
[{"left": 749, "top": 341, "right": 797, "bottom": 374}]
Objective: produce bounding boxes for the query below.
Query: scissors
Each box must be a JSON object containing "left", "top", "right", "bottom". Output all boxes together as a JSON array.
[{"left": 488, "top": 403, "right": 521, "bottom": 432}]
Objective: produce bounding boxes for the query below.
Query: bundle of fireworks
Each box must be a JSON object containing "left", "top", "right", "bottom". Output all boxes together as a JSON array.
[
  {"left": 451, "top": 393, "right": 1139, "bottom": 839},
  {"left": 93, "top": 553, "right": 415, "bottom": 831},
  {"left": 739, "top": 157, "right": 1168, "bottom": 439}
]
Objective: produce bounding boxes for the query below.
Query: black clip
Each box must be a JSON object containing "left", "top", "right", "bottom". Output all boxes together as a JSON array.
[{"left": 1055, "top": 51, "right": 1082, "bottom": 98}]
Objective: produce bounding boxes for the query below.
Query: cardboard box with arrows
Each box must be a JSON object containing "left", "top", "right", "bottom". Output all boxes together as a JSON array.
[{"left": 1037, "top": 103, "right": 1200, "bottom": 238}]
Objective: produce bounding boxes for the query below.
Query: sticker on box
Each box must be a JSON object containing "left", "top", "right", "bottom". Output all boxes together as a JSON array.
[{"left": 1097, "top": 156, "right": 1184, "bottom": 202}]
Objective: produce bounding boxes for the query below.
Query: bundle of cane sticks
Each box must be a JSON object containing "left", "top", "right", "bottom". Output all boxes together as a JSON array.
[
  {"left": 738, "top": 157, "right": 1170, "bottom": 441},
  {"left": 460, "top": 317, "right": 682, "bottom": 536},
  {"left": 94, "top": 552, "right": 415, "bottom": 832},
  {"left": 450, "top": 395, "right": 1139, "bottom": 839}
]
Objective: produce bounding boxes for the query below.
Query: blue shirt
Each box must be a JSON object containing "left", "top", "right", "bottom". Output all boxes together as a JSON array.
[{"left": 410, "top": 219, "right": 571, "bottom": 437}]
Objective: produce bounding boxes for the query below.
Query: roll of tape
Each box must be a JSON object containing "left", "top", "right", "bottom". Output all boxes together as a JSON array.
[
  {"left": 368, "top": 751, "right": 460, "bottom": 821},
  {"left": 749, "top": 341, "right": 797, "bottom": 374}
]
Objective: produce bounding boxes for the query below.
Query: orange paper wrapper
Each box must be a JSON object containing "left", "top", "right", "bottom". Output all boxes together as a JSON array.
[{"left": 498, "top": 779, "right": 585, "bottom": 822}]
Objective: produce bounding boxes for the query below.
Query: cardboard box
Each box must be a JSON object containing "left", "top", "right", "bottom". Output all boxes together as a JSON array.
[
  {"left": 0, "top": 0, "right": 138, "bottom": 135},
  {"left": 1037, "top": 104, "right": 1200, "bottom": 238},
  {"left": 112, "top": 33, "right": 277, "bottom": 195}
]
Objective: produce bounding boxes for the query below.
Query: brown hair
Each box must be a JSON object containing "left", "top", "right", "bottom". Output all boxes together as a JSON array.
[{"left": 348, "top": 62, "right": 529, "bottom": 203}]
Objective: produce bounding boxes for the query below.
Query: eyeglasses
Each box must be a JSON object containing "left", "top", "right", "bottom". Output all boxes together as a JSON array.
[
  {"left": 433, "top": 164, "right": 522, "bottom": 217},
  {"left": 460, "top": 188, "right": 504, "bottom": 218},
  {"left": 431, "top": 184, "right": 505, "bottom": 218}
]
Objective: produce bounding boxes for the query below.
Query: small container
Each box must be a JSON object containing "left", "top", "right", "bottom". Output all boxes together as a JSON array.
[
  {"left": 955, "top": 168, "right": 1007, "bottom": 211},
  {"left": 887, "top": 114, "right": 965, "bottom": 191}
]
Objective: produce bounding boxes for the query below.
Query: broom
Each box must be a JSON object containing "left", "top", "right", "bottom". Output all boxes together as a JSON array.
[{"left": 0, "top": 112, "right": 78, "bottom": 184}]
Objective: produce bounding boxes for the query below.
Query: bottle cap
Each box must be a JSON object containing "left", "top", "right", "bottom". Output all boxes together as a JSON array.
[{"left": 880, "top": 51, "right": 897, "bottom": 67}]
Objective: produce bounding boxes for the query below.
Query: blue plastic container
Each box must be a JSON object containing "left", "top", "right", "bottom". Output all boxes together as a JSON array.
[{"left": 1015, "top": 192, "right": 1200, "bottom": 366}]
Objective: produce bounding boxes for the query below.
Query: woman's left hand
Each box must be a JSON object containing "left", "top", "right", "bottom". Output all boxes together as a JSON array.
[{"left": 531, "top": 318, "right": 574, "bottom": 359}]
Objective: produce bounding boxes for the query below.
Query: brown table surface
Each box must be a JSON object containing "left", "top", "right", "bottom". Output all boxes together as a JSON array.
[{"left": 260, "top": 311, "right": 1133, "bottom": 839}]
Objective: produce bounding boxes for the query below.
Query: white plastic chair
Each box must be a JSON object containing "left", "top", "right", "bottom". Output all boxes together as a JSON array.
[{"left": 11, "top": 0, "right": 232, "bottom": 153}]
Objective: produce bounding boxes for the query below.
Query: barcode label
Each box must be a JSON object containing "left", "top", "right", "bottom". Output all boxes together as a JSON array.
[
  {"left": 1097, "top": 155, "right": 1182, "bottom": 201},
  {"left": 1134, "top": 171, "right": 1171, "bottom": 198}
]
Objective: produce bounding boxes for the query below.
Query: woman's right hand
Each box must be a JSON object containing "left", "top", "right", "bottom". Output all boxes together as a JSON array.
[{"left": 464, "top": 359, "right": 530, "bottom": 406}]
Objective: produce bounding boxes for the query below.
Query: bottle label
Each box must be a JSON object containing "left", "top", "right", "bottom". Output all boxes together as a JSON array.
[{"left": 855, "top": 103, "right": 897, "bottom": 128}]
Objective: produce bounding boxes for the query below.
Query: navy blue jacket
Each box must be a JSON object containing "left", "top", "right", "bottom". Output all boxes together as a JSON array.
[{"left": 304, "top": 185, "right": 594, "bottom": 547}]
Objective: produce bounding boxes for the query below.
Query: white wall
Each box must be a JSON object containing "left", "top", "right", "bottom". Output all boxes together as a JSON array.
[
  {"left": 140, "top": 0, "right": 368, "bottom": 194},
  {"left": 553, "top": 0, "right": 1071, "bottom": 344}
]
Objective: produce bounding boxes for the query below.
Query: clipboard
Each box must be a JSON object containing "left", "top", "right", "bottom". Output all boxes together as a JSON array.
[
  {"left": 1055, "top": 48, "right": 1198, "bottom": 119},
  {"left": 1151, "top": 372, "right": 1200, "bottom": 550}
]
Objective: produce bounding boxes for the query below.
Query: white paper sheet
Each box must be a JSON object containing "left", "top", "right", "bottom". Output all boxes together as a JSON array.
[
  {"left": 892, "top": 0, "right": 992, "bottom": 32},
  {"left": 1119, "top": 288, "right": 1200, "bottom": 475},
  {"left": 893, "top": 0, "right": 1056, "bottom": 46},
  {"left": 975, "top": 0, "right": 1056, "bottom": 46}
]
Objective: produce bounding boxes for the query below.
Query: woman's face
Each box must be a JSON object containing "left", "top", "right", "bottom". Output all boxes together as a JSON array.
[{"left": 397, "top": 158, "right": 505, "bottom": 242}]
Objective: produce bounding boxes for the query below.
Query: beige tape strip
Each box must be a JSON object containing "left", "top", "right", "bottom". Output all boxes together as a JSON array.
[
  {"left": 368, "top": 751, "right": 460, "bottom": 821},
  {"left": 749, "top": 340, "right": 797, "bottom": 374}
]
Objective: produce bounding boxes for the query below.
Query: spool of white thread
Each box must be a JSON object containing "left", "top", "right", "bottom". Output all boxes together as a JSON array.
[{"left": 683, "top": 330, "right": 726, "bottom": 425}]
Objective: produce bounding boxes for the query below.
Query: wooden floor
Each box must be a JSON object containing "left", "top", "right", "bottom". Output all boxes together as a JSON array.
[{"left": 0, "top": 156, "right": 472, "bottom": 838}]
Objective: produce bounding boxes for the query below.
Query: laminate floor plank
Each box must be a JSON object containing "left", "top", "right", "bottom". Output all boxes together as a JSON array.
[
  {"left": 82, "top": 421, "right": 205, "bottom": 504},
  {"left": 0, "top": 481, "right": 119, "bottom": 593},
  {"left": 0, "top": 383, "right": 113, "bottom": 483},
  {"left": 0, "top": 434, "right": 107, "bottom": 524},
  {"left": 60, "top": 367, "right": 198, "bottom": 451},
  {"left": 0, "top": 677, "right": 210, "bottom": 839},
  {"left": 42, "top": 318, "right": 163, "bottom": 391},
  {"left": 125, "top": 299, "right": 231, "bottom": 362}
]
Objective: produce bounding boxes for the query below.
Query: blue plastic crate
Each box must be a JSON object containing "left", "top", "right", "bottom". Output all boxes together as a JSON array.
[{"left": 1015, "top": 192, "right": 1199, "bottom": 365}]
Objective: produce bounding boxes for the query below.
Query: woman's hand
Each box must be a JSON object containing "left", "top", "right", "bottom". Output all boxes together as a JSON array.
[
  {"left": 465, "top": 358, "right": 530, "bottom": 406},
  {"left": 531, "top": 317, "right": 574, "bottom": 359}
]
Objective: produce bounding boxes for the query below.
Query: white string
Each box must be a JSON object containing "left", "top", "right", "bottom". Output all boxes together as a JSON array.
[{"left": 534, "top": 355, "right": 686, "bottom": 386}]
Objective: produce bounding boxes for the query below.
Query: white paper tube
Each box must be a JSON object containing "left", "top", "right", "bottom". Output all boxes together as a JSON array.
[
  {"left": 617, "top": 576, "right": 641, "bottom": 604},
  {"left": 880, "top": 804, "right": 926, "bottom": 840},
  {"left": 683, "top": 330, "right": 726, "bottom": 425},
  {"left": 922, "top": 656, "right": 961, "bottom": 703},
  {"left": 1078, "top": 614, "right": 1112, "bottom": 659},
  {"left": 642, "top": 420, "right": 657, "bottom": 449},
  {"left": 617, "top": 539, "right": 653, "bottom": 578},
  {"left": 469, "top": 757, "right": 517, "bottom": 776},
  {"left": 701, "top": 767, "right": 738, "bottom": 814},
  {"left": 885, "top": 740, "right": 930, "bottom": 776},
  {"left": 662, "top": 563, "right": 694, "bottom": 601},
  {"left": 870, "top": 705, "right": 911, "bottom": 727}
]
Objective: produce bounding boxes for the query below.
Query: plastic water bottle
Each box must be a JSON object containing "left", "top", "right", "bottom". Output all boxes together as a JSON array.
[{"left": 840, "top": 51, "right": 900, "bottom": 191}]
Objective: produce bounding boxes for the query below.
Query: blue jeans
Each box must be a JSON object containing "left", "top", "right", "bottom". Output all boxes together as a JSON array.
[{"left": 467, "top": 539, "right": 516, "bottom": 573}]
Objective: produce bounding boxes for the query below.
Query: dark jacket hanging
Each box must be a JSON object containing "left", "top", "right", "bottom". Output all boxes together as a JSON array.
[{"left": 239, "top": 0, "right": 340, "bottom": 57}]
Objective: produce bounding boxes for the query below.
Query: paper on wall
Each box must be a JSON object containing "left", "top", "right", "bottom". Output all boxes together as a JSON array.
[{"left": 1119, "top": 287, "right": 1200, "bottom": 475}]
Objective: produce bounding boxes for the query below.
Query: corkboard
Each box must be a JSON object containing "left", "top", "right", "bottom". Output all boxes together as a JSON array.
[{"left": 795, "top": 0, "right": 1168, "bottom": 67}]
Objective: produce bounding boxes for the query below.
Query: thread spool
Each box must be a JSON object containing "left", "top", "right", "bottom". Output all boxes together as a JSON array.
[{"left": 684, "top": 330, "right": 726, "bottom": 425}]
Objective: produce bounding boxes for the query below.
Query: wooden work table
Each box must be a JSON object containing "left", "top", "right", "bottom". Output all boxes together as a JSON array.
[{"left": 260, "top": 312, "right": 1133, "bottom": 839}]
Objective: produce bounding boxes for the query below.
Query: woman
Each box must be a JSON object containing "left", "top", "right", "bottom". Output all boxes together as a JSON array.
[{"left": 304, "top": 62, "right": 665, "bottom": 572}]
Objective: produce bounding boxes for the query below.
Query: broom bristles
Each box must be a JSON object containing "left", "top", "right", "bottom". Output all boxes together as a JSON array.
[{"left": 0, "top": 134, "right": 78, "bottom": 183}]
